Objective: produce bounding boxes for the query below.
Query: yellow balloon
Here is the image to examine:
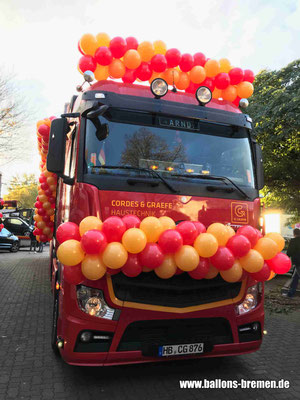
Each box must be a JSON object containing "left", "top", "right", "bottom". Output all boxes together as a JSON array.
[
  {"left": 158, "top": 216, "right": 176, "bottom": 231},
  {"left": 226, "top": 225, "right": 236, "bottom": 238},
  {"left": 81, "top": 255, "right": 106, "bottom": 280},
  {"left": 194, "top": 233, "right": 218, "bottom": 258},
  {"left": 140, "top": 217, "right": 163, "bottom": 242},
  {"left": 254, "top": 237, "right": 278, "bottom": 260},
  {"left": 122, "top": 228, "right": 147, "bottom": 254},
  {"left": 207, "top": 223, "right": 230, "bottom": 246},
  {"left": 175, "top": 245, "right": 199, "bottom": 271},
  {"left": 155, "top": 255, "right": 177, "bottom": 279},
  {"left": 79, "top": 216, "right": 102, "bottom": 236},
  {"left": 220, "top": 260, "right": 243, "bottom": 282},
  {"left": 204, "top": 265, "right": 219, "bottom": 279},
  {"left": 239, "top": 249, "right": 264, "bottom": 273},
  {"left": 96, "top": 32, "right": 110, "bottom": 47},
  {"left": 94, "top": 65, "right": 109, "bottom": 81},
  {"left": 57, "top": 240, "right": 85, "bottom": 266},
  {"left": 80, "top": 33, "right": 98, "bottom": 56},
  {"left": 153, "top": 40, "right": 167, "bottom": 55},
  {"left": 265, "top": 232, "right": 285, "bottom": 252},
  {"left": 102, "top": 242, "right": 128, "bottom": 269},
  {"left": 219, "top": 58, "right": 231, "bottom": 73}
]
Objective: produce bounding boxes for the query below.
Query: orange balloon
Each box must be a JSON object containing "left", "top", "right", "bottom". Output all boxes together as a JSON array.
[
  {"left": 33, "top": 215, "right": 42, "bottom": 222},
  {"left": 267, "top": 270, "right": 276, "bottom": 281},
  {"left": 43, "top": 170, "right": 52, "bottom": 178},
  {"left": 123, "top": 49, "right": 142, "bottom": 69},
  {"left": 237, "top": 81, "right": 254, "bottom": 98},
  {"left": 149, "top": 71, "right": 162, "bottom": 83},
  {"left": 175, "top": 245, "right": 199, "bottom": 271},
  {"left": 162, "top": 68, "right": 179, "bottom": 86},
  {"left": 37, "top": 221, "right": 46, "bottom": 230},
  {"left": 81, "top": 254, "right": 107, "bottom": 280},
  {"left": 43, "top": 227, "right": 52, "bottom": 236},
  {"left": 108, "top": 59, "right": 125, "bottom": 79},
  {"left": 194, "top": 233, "right": 218, "bottom": 258},
  {"left": 46, "top": 208, "right": 54, "bottom": 216},
  {"left": 96, "top": 32, "right": 110, "bottom": 47},
  {"left": 49, "top": 184, "right": 57, "bottom": 192},
  {"left": 80, "top": 33, "right": 98, "bottom": 56},
  {"left": 137, "top": 41, "right": 155, "bottom": 62},
  {"left": 42, "top": 201, "right": 51, "bottom": 210},
  {"left": 57, "top": 240, "right": 85, "bottom": 266},
  {"left": 36, "top": 120, "right": 45, "bottom": 128},
  {"left": 204, "top": 265, "right": 219, "bottom": 279},
  {"left": 46, "top": 176, "right": 55, "bottom": 186},
  {"left": 220, "top": 260, "right": 243, "bottom": 282},
  {"left": 190, "top": 66, "right": 206, "bottom": 84},
  {"left": 207, "top": 223, "right": 230, "bottom": 246},
  {"left": 140, "top": 217, "right": 163, "bottom": 243},
  {"left": 212, "top": 88, "right": 222, "bottom": 99},
  {"left": 222, "top": 85, "right": 237, "bottom": 102},
  {"left": 79, "top": 216, "right": 102, "bottom": 236},
  {"left": 155, "top": 255, "right": 177, "bottom": 279},
  {"left": 102, "top": 242, "right": 128, "bottom": 269},
  {"left": 204, "top": 59, "right": 221, "bottom": 77},
  {"left": 38, "top": 194, "right": 47, "bottom": 203},
  {"left": 219, "top": 58, "right": 231, "bottom": 73},
  {"left": 122, "top": 228, "right": 147, "bottom": 254},
  {"left": 265, "top": 232, "right": 285, "bottom": 252},
  {"left": 254, "top": 237, "right": 278, "bottom": 260},
  {"left": 158, "top": 216, "right": 176, "bottom": 231},
  {"left": 239, "top": 249, "right": 264, "bottom": 273},
  {"left": 176, "top": 71, "right": 190, "bottom": 90},
  {"left": 94, "top": 64, "right": 109, "bottom": 81},
  {"left": 153, "top": 40, "right": 167, "bottom": 55}
]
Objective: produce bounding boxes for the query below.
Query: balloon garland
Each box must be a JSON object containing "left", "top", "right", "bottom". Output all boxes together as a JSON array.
[
  {"left": 56, "top": 215, "right": 290, "bottom": 284},
  {"left": 32, "top": 117, "right": 58, "bottom": 242},
  {"left": 77, "top": 33, "right": 255, "bottom": 105}
]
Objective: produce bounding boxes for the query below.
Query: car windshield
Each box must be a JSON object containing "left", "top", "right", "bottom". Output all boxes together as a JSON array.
[{"left": 85, "top": 109, "right": 255, "bottom": 188}]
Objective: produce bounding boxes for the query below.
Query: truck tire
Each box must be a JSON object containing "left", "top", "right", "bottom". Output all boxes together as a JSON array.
[{"left": 51, "top": 293, "right": 61, "bottom": 356}]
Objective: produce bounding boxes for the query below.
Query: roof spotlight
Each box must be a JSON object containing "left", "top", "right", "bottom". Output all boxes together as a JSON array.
[
  {"left": 83, "top": 70, "right": 95, "bottom": 83},
  {"left": 150, "top": 78, "right": 168, "bottom": 99},
  {"left": 195, "top": 86, "right": 212, "bottom": 106},
  {"left": 239, "top": 98, "right": 249, "bottom": 108}
]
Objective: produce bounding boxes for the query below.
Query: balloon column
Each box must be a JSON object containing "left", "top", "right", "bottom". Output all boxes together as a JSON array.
[
  {"left": 56, "top": 215, "right": 290, "bottom": 285},
  {"left": 77, "top": 33, "right": 255, "bottom": 105},
  {"left": 32, "top": 117, "right": 57, "bottom": 242}
]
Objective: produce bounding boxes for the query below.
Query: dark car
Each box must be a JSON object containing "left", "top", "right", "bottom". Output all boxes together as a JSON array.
[
  {"left": 0, "top": 228, "right": 20, "bottom": 252},
  {"left": 3, "top": 217, "right": 34, "bottom": 238}
]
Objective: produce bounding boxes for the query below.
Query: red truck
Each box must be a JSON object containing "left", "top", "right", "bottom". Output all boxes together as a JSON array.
[{"left": 47, "top": 78, "right": 265, "bottom": 366}]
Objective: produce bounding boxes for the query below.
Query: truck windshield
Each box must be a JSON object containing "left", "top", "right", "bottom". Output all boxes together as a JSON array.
[{"left": 85, "top": 109, "right": 255, "bottom": 188}]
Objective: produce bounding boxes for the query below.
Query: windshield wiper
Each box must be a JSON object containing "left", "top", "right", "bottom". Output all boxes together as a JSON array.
[
  {"left": 172, "top": 173, "right": 250, "bottom": 200},
  {"left": 91, "top": 165, "right": 179, "bottom": 193}
]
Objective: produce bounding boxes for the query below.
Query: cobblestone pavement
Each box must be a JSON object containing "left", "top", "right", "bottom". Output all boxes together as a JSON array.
[{"left": 0, "top": 249, "right": 300, "bottom": 400}]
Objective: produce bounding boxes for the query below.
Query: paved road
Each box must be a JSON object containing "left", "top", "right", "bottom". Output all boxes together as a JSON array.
[{"left": 0, "top": 249, "right": 299, "bottom": 400}]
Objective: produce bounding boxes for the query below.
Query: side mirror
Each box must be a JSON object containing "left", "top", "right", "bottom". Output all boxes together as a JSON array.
[
  {"left": 254, "top": 143, "right": 264, "bottom": 190},
  {"left": 47, "top": 118, "right": 68, "bottom": 175}
]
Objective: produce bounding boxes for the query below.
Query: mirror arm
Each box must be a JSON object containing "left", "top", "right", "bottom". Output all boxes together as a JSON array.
[{"left": 61, "top": 175, "right": 75, "bottom": 185}]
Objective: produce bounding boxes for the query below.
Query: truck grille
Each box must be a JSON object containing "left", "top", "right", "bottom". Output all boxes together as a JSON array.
[{"left": 111, "top": 272, "right": 242, "bottom": 308}]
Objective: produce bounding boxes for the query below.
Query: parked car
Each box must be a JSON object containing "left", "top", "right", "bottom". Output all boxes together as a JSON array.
[
  {"left": 0, "top": 228, "right": 20, "bottom": 252},
  {"left": 3, "top": 216, "right": 34, "bottom": 238}
]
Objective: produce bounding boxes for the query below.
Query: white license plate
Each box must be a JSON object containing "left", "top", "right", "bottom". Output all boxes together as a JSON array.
[{"left": 158, "top": 342, "right": 204, "bottom": 357}]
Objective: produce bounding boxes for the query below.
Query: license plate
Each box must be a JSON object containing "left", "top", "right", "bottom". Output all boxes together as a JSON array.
[{"left": 158, "top": 342, "right": 204, "bottom": 357}]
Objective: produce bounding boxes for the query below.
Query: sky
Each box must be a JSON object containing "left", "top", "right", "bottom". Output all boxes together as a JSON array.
[{"left": 0, "top": 0, "right": 299, "bottom": 195}]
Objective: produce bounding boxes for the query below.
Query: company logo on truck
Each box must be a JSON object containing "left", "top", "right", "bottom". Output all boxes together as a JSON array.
[{"left": 231, "top": 202, "right": 248, "bottom": 224}]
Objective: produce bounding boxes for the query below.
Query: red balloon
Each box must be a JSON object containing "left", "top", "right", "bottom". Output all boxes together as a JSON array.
[
  {"left": 229, "top": 67, "right": 244, "bottom": 85},
  {"left": 126, "top": 36, "right": 139, "bottom": 50},
  {"left": 201, "top": 78, "right": 215, "bottom": 92},
  {"left": 48, "top": 221, "right": 54, "bottom": 228},
  {"left": 175, "top": 268, "right": 184, "bottom": 275},
  {"left": 38, "top": 208, "right": 46, "bottom": 216},
  {"left": 94, "top": 46, "right": 113, "bottom": 66},
  {"left": 38, "top": 125, "right": 50, "bottom": 138},
  {"left": 250, "top": 262, "right": 271, "bottom": 282},
  {"left": 237, "top": 225, "right": 259, "bottom": 247},
  {"left": 33, "top": 228, "right": 42, "bottom": 236},
  {"left": 56, "top": 222, "right": 81, "bottom": 244},
  {"left": 80, "top": 230, "right": 107, "bottom": 254},
  {"left": 109, "top": 36, "right": 127, "bottom": 58},
  {"left": 64, "top": 264, "right": 85, "bottom": 285},
  {"left": 233, "top": 96, "right": 241, "bottom": 107},
  {"left": 42, "top": 215, "right": 50, "bottom": 223},
  {"left": 122, "top": 254, "right": 142, "bottom": 277},
  {"left": 78, "top": 55, "right": 97, "bottom": 73},
  {"left": 39, "top": 234, "right": 48, "bottom": 242},
  {"left": 179, "top": 53, "right": 194, "bottom": 72},
  {"left": 45, "top": 189, "right": 52, "bottom": 196},
  {"left": 41, "top": 182, "right": 49, "bottom": 191},
  {"left": 243, "top": 69, "right": 255, "bottom": 83},
  {"left": 138, "top": 243, "right": 164, "bottom": 269},
  {"left": 102, "top": 216, "right": 126, "bottom": 242},
  {"left": 185, "top": 81, "right": 198, "bottom": 94},
  {"left": 151, "top": 54, "right": 167, "bottom": 73},
  {"left": 193, "top": 52, "right": 206, "bottom": 66},
  {"left": 239, "top": 269, "right": 248, "bottom": 281},
  {"left": 165, "top": 48, "right": 181, "bottom": 68},
  {"left": 226, "top": 234, "right": 251, "bottom": 258},
  {"left": 122, "top": 68, "right": 137, "bottom": 84},
  {"left": 176, "top": 221, "right": 198, "bottom": 245},
  {"left": 77, "top": 40, "right": 85, "bottom": 55},
  {"left": 188, "top": 257, "right": 210, "bottom": 279},
  {"left": 266, "top": 253, "right": 292, "bottom": 274},
  {"left": 35, "top": 201, "right": 42, "bottom": 209},
  {"left": 136, "top": 62, "right": 152, "bottom": 81},
  {"left": 106, "top": 267, "right": 122, "bottom": 275},
  {"left": 215, "top": 73, "right": 230, "bottom": 90},
  {"left": 192, "top": 221, "right": 206, "bottom": 235},
  {"left": 158, "top": 229, "right": 183, "bottom": 254},
  {"left": 210, "top": 246, "right": 235, "bottom": 271},
  {"left": 255, "top": 229, "right": 263, "bottom": 239},
  {"left": 122, "top": 214, "right": 141, "bottom": 229}
]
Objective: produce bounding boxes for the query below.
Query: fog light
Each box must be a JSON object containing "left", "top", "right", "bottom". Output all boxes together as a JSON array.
[
  {"left": 252, "top": 322, "right": 260, "bottom": 332},
  {"left": 80, "top": 331, "right": 93, "bottom": 343},
  {"left": 57, "top": 339, "right": 64, "bottom": 349},
  {"left": 151, "top": 78, "right": 168, "bottom": 98},
  {"left": 195, "top": 86, "right": 212, "bottom": 105}
]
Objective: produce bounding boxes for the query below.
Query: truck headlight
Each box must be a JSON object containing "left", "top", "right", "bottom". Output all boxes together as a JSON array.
[
  {"left": 77, "top": 285, "right": 118, "bottom": 320},
  {"left": 235, "top": 284, "right": 261, "bottom": 315}
]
